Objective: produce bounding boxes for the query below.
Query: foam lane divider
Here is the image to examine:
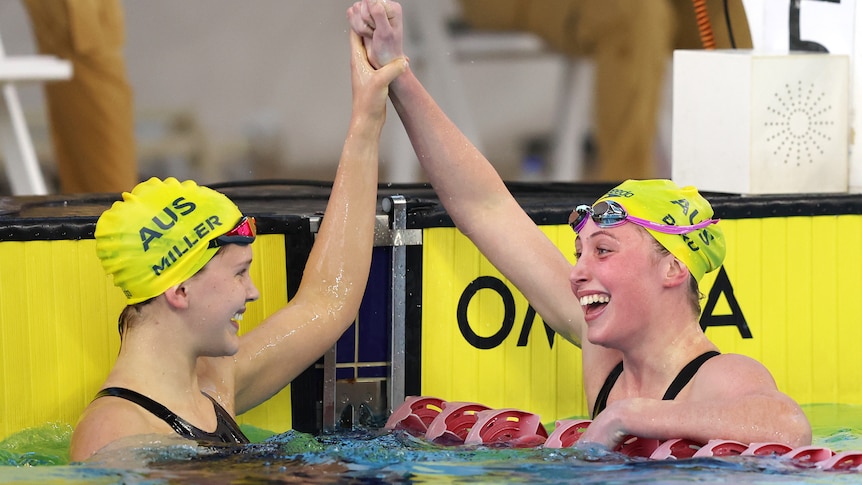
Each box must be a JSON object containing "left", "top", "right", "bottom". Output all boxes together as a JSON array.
[{"left": 386, "top": 396, "right": 862, "bottom": 471}]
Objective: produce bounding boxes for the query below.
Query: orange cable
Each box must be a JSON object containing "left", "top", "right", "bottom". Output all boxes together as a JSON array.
[{"left": 691, "top": 0, "right": 717, "bottom": 50}]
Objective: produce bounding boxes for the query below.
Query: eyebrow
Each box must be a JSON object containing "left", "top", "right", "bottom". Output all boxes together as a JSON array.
[
  {"left": 228, "top": 250, "right": 253, "bottom": 268},
  {"left": 582, "top": 229, "right": 619, "bottom": 242}
]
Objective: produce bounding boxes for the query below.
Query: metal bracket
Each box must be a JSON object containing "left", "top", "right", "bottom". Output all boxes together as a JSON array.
[
  {"left": 320, "top": 196, "right": 423, "bottom": 430},
  {"left": 383, "top": 196, "right": 411, "bottom": 415},
  {"left": 374, "top": 199, "right": 422, "bottom": 247}
]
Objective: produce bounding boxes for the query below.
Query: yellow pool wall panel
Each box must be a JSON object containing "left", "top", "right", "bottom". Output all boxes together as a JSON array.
[
  {"left": 422, "top": 224, "right": 587, "bottom": 421},
  {"left": 4, "top": 209, "right": 862, "bottom": 440},
  {"left": 420, "top": 215, "right": 862, "bottom": 424},
  {"left": 0, "top": 239, "right": 123, "bottom": 441},
  {"left": 0, "top": 234, "right": 291, "bottom": 441},
  {"left": 234, "top": 235, "right": 291, "bottom": 432},
  {"left": 708, "top": 215, "right": 862, "bottom": 405}
]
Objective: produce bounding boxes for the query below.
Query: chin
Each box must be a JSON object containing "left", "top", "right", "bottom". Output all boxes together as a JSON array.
[
  {"left": 586, "top": 325, "right": 615, "bottom": 349},
  {"left": 224, "top": 342, "right": 240, "bottom": 356},
  {"left": 204, "top": 341, "right": 240, "bottom": 358}
]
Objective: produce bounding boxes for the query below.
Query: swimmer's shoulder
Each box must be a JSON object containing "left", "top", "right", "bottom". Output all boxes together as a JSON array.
[
  {"left": 69, "top": 392, "right": 174, "bottom": 462},
  {"left": 687, "top": 352, "right": 780, "bottom": 397}
]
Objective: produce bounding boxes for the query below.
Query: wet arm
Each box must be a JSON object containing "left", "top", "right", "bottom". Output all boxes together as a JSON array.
[
  {"left": 352, "top": 0, "right": 585, "bottom": 344},
  {"left": 390, "top": 71, "right": 583, "bottom": 346},
  {"left": 580, "top": 356, "right": 812, "bottom": 448},
  {"left": 232, "top": 31, "right": 407, "bottom": 413}
]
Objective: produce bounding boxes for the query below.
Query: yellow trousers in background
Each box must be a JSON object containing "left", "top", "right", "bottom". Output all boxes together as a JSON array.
[{"left": 23, "top": 0, "right": 138, "bottom": 194}]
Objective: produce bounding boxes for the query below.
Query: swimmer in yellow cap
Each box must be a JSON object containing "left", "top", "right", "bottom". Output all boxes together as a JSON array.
[
  {"left": 349, "top": 0, "right": 811, "bottom": 449},
  {"left": 69, "top": 25, "right": 409, "bottom": 462}
]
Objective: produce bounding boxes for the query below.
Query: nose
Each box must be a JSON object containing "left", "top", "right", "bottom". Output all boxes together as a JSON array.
[
  {"left": 569, "top": 257, "right": 589, "bottom": 291},
  {"left": 246, "top": 279, "right": 261, "bottom": 302}
]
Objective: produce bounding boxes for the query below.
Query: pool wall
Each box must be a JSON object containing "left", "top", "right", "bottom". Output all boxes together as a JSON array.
[
  {"left": 1, "top": 181, "right": 861, "bottom": 441},
  {"left": 420, "top": 217, "right": 862, "bottom": 421}
]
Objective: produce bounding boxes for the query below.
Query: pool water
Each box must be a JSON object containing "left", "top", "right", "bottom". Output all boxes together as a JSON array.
[{"left": 2, "top": 404, "right": 861, "bottom": 484}]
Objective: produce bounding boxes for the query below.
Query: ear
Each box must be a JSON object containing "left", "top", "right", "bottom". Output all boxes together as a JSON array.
[
  {"left": 662, "top": 256, "right": 691, "bottom": 289},
  {"left": 163, "top": 283, "right": 191, "bottom": 310}
]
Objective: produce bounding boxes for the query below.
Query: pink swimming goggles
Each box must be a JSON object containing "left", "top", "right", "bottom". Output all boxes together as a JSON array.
[
  {"left": 569, "top": 200, "right": 718, "bottom": 235},
  {"left": 208, "top": 216, "right": 257, "bottom": 248}
]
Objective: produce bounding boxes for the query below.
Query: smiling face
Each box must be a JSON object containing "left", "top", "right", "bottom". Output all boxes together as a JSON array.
[
  {"left": 570, "top": 219, "right": 671, "bottom": 349},
  {"left": 182, "top": 243, "right": 260, "bottom": 357}
]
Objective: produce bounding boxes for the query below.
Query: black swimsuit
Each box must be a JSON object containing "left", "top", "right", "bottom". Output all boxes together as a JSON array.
[
  {"left": 95, "top": 387, "right": 250, "bottom": 444},
  {"left": 591, "top": 350, "right": 720, "bottom": 419}
]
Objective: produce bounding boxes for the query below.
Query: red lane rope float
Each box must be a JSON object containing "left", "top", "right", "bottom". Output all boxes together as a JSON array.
[
  {"left": 692, "top": 439, "right": 750, "bottom": 457},
  {"left": 742, "top": 442, "right": 794, "bottom": 456},
  {"left": 650, "top": 438, "right": 703, "bottom": 459},
  {"left": 817, "top": 450, "right": 862, "bottom": 471},
  {"left": 425, "top": 401, "right": 492, "bottom": 445},
  {"left": 464, "top": 409, "right": 549, "bottom": 448},
  {"left": 780, "top": 445, "right": 834, "bottom": 468},
  {"left": 383, "top": 395, "right": 445, "bottom": 436},
  {"left": 544, "top": 419, "right": 592, "bottom": 448},
  {"left": 387, "top": 396, "right": 862, "bottom": 471}
]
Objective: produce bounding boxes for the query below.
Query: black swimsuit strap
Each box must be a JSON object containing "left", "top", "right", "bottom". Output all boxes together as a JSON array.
[
  {"left": 95, "top": 387, "right": 249, "bottom": 444},
  {"left": 661, "top": 350, "right": 720, "bottom": 400},
  {"left": 592, "top": 361, "right": 624, "bottom": 419},
  {"left": 591, "top": 350, "right": 721, "bottom": 419},
  {"left": 96, "top": 387, "right": 188, "bottom": 435},
  {"left": 202, "top": 393, "right": 250, "bottom": 444}
]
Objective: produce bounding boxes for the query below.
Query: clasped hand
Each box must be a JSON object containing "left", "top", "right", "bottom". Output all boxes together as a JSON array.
[{"left": 347, "top": 0, "right": 405, "bottom": 69}]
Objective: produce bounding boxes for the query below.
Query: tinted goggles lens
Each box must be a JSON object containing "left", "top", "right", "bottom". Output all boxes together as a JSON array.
[
  {"left": 209, "top": 216, "right": 257, "bottom": 248},
  {"left": 569, "top": 201, "right": 626, "bottom": 233},
  {"left": 569, "top": 200, "right": 718, "bottom": 235}
]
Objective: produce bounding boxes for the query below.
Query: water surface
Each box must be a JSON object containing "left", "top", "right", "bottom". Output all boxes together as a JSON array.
[{"left": 2, "top": 404, "right": 860, "bottom": 484}]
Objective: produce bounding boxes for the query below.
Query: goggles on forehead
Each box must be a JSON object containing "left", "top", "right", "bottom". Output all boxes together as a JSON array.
[
  {"left": 209, "top": 216, "right": 257, "bottom": 248},
  {"left": 569, "top": 200, "right": 718, "bottom": 235}
]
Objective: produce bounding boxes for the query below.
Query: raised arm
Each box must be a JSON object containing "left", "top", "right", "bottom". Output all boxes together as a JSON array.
[
  {"left": 349, "top": 0, "right": 584, "bottom": 344},
  {"left": 231, "top": 29, "right": 408, "bottom": 413}
]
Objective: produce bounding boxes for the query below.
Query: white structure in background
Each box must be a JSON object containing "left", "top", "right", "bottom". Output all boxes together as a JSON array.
[
  {"left": 673, "top": 0, "right": 859, "bottom": 193},
  {"left": 673, "top": 50, "right": 848, "bottom": 194},
  {"left": 0, "top": 29, "right": 70, "bottom": 195}
]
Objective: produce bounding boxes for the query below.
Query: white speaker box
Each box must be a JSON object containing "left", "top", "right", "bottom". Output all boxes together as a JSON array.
[{"left": 672, "top": 50, "right": 849, "bottom": 194}]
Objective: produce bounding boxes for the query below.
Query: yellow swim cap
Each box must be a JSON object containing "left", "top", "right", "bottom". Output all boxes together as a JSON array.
[
  {"left": 95, "top": 177, "right": 244, "bottom": 304},
  {"left": 595, "top": 179, "right": 725, "bottom": 282}
]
